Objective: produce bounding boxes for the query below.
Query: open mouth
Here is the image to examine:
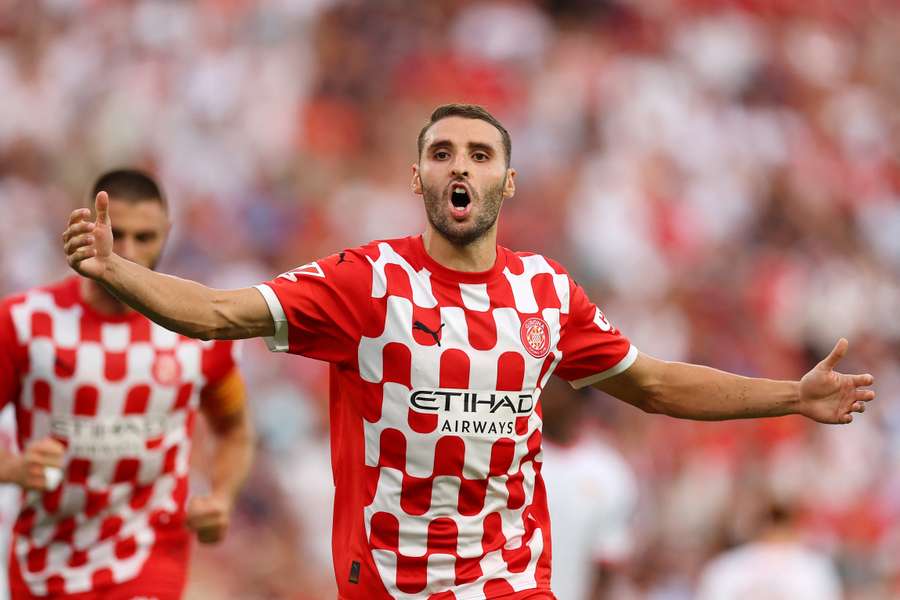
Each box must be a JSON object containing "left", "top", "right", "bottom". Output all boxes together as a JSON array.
[{"left": 450, "top": 184, "right": 471, "bottom": 210}]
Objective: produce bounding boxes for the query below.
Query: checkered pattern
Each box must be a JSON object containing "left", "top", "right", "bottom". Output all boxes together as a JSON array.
[
  {"left": 0, "top": 278, "right": 236, "bottom": 597},
  {"left": 257, "top": 236, "right": 636, "bottom": 599}
]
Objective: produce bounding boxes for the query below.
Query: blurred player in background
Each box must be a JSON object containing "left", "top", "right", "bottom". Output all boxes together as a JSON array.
[
  {"left": 62, "top": 105, "right": 874, "bottom": 599},
  {"left": 0, "top": 170, "right": 254, "bottom": 599},
  {"left": 696, "top": 502, "right": 842, "bottom": 600},
  {"left": 0, "top": 406, "right": 20, "bottom": 599},
  {"left": 540, "top": 376, "right": 637, "bottom": 600}
]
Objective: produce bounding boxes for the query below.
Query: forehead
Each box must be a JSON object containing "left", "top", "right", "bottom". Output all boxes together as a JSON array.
[
  {"left": 422, "top": 116, "right": 504, "bottom": 150},
  {"left": 107, "top": 198, "right": 167, "bottom": 230}
]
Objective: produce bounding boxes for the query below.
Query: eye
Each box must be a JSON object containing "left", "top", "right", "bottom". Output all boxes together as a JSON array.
[
  {"left": 433, "top": 150, "right": 450, "bottom": 160},
  {"left": 135, "top": 233, "right": 158, "bottom": 243},
  {"left": 472, "top": 152, "right": 489, "bottom": 161}
]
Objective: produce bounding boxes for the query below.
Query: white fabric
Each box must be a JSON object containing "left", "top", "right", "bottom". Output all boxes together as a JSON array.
[
  {"left": 696, "top": 541, "right": 843, "bottom": 600},
  {"left": 542, "top": 438, "right": 637, "bottom": 600},
  {"left": 254, "top": 284, "right": 289, "bottom": 352},
  {"left": 570, "top": 344, "right": 639, "bottom": 389}
]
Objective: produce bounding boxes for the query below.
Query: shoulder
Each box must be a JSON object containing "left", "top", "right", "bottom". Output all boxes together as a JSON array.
[
  {"left": 503, "top": 247, "right": 572, "bottom": 278},
  {"left": 0, "top": 278, "right": 79, "bottom": 336},
  {"left": 1, "top": 277, "right": 78, "bottom": 309}
]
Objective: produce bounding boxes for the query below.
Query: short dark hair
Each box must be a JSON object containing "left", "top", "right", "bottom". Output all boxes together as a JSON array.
[
  {"left": 417, "top": 104, "right": 512, "bottom": 165},
  {"left": 91, "top": 169, "right": 167, "bottom": 211}
]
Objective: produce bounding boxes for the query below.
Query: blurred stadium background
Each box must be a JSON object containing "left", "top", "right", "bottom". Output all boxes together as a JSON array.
[{"left": 2, "top": 0, "right": 899, "bottom": 598}]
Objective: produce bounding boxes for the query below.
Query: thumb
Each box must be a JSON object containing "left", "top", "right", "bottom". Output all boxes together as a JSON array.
[
  {"left": 95, "top": 191, "right": 110, "bottom": 226},
  {"left": 819, "top": 338, "right": 848, "bottom": 371}
]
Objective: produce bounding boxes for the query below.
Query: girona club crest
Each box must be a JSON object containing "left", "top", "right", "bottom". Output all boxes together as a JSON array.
[
  {"left": 152, "top": 352, "right": 182, "bottom": 386},
  {"left": 520, "top": 317, "right": 551, "bottom": 359}
]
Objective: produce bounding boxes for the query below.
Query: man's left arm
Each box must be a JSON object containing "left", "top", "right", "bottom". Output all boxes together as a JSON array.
[
  {"left": 189, "top": 368, "right": 255, "bottom": 544},
  {"left": 595, "top": 338, "right": 875, "bottom": 424}
]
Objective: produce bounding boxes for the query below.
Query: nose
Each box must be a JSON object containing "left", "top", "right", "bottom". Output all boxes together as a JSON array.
[{"left": 450, "top": 156, "right": 469, "bottom": 179}]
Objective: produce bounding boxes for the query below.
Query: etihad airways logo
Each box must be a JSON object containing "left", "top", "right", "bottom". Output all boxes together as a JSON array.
[{"left": 408, "top": 389, "right": 535, "bottom": 438}]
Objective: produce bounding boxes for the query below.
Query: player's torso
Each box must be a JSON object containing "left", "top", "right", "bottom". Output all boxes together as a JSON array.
[
  {"left": 343, "top": 241, "right": 572, "bottom": 598},
  {"left": 6, "top": 282, "right": 205, "bottom": 595}
]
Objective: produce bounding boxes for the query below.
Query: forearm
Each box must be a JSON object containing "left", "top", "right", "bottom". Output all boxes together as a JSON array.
[
  {"left": 641, "top": 361, "right": 801, "bottom": 420},
  {"left": 206, "top": 416, "right": 255, "bottom": 503},
  {"left": 100, "top": 255, "right": 241, "bottom": 340}
]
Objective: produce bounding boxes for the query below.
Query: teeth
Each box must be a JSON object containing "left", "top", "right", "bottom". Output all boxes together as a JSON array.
[{"left": 454, "top": 188, "right": 466, "bottom": 194}]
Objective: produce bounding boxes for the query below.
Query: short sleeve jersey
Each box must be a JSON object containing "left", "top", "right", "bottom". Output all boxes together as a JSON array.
[
  {"left": 255, "top": 236, "right": 636, "bottom": 600},
  {"left": 0, "top": 277, "right": 238, "bottom": 597}
]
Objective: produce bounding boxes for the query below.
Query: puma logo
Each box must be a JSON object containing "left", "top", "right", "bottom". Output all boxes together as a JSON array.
[
  {"left": 413, "top": 321, "right": 444, "bottom": 346},
  {"left": 337, "top": 252, "right": 351, "bottom": 265}
]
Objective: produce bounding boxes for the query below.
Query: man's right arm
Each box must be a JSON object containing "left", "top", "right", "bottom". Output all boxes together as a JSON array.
[{"left": 63, "top": 192, "right": 273, "bottom": 341}]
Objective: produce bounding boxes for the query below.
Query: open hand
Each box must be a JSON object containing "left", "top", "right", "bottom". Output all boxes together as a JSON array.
[
  {"left": 186, "top": 494, "right": 233, "bottom": 544},
  {"left": 63, "top": 191, "right": 113, "bottom": 280},
  {"left": 799, "top": 338, "right": 876, "bottom": 424}
]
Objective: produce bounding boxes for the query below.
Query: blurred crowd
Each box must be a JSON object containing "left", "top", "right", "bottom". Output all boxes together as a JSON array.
[{"left": 1, "top": 0, "right": 899, "bottom": 598}]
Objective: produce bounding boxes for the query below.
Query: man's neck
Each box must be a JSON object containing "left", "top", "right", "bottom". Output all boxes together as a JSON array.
[
  {"left": 422, "top": 225, "right": 497, "bottom": 273},
  {"left": 79, "top": 277, "right": 131, "bottom": 316}
]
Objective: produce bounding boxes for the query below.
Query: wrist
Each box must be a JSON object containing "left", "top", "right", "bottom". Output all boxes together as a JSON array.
[
  {"left": 210, "top": 488, "right": 237, "bottom": 510},
  {"left": 785, "top": 380, "right": 803, "bottom": 416},
  {"left": 0, "top": 456, "right": 25, "bottom": 486}
]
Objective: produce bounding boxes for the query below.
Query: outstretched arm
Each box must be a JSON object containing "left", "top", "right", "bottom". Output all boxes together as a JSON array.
[
  {"left": 596, "top": 339, "right": 875, "bottom": 424},
  {"left": 63, "top": 192, "right": 273, "bottom": 341}
]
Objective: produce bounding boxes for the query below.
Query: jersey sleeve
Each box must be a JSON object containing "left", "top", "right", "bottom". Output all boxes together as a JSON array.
[
  {"left": 554, "top": 280, "right": 637, "bottom": 388},
  {"left": 199, "top": 340, "right": 246, "bottom": 422},
  {"left": 0, "top": 301, "right": 21, "bottom": 411},
  {"left": 253, "top": 249, "right": 372, "bottom": 365}
]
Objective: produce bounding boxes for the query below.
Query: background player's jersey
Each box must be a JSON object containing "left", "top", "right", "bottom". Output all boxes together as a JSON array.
[
  {"left": 541, "top": 438, "right": 637, "bottom": 600},
  {"left": 256, "top": 236, "right": 636, "bottom": 599},
  {"left": 0, "top": 278, "right": 238, "bottom": 597},
  {"left": 695, "top": 541, "right": 843, "bottom": 600}
]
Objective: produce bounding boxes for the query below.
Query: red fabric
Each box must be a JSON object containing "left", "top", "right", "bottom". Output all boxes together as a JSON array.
[
  {"left": 2, "top": 277, "right": 236, "bottom": 596},
  {"left": 9, "top": 528, "right": 190, "bottom": 600},
  {"left": 261, "top": 236, "right": 629, "bottom": 599}
]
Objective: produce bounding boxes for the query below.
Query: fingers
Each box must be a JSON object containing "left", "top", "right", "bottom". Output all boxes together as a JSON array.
[
  {"left": 20, "top": 438, "right": 65, "bottom": 490},
  {"left": 67, "top": 246, "right": 97, "bottom": 268},
  {"left": 855, "top": 389, "right": 876, "bottom": 402},
  {"left": 95, "top": 191, "right": 109, "bottom": 226},
  {"left": 853, "top": 373, "right": 875, "bottom": 387},
  {"left": 66, "top": 208, "right": 92, "bottom": 227},
  {"left": 62, "top": 220, "right": 95, "bottom": 244},
  {"left": 819, "top": 338, "right": 848, "bottom": 370},
  {"left": 27, "top": 438, "right": 65, "bottom": 466},
  {"left": 63, "top": 233, "right": 95, "bottom": 255}
]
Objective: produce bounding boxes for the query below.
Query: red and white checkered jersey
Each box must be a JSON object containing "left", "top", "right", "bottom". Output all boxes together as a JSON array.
[
  {"left": 0, "top": 277, "right": 238, "bottom": 597},
  {"left": 255, "top": 236, "right": 636, "bottom": 600}
]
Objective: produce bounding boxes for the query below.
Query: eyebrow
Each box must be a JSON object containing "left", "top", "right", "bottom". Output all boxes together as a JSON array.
[{"left": 426, "top": 139, "right": 497, "bottom": 155}]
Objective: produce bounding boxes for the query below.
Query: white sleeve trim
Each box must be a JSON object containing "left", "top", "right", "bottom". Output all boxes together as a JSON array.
[
  {"left": 569, "top": 344, "right": 639, "bottom": 389},
  {"left": 253, "top": 284, "right": 289, "bottom": 353}
]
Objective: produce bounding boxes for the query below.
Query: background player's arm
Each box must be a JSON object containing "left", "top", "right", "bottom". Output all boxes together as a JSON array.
[
  {"left": 0, "top": 309, "right": 65, "bottom": 490},
  {"left": 63, "top": 193, "right": 273, "bottom": 341},
  {"left": 188, "top": 369, "right": 255, "bottom": 544},
  {"left": 595, "top": 339, "right": 874, "bottom": 424}
]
